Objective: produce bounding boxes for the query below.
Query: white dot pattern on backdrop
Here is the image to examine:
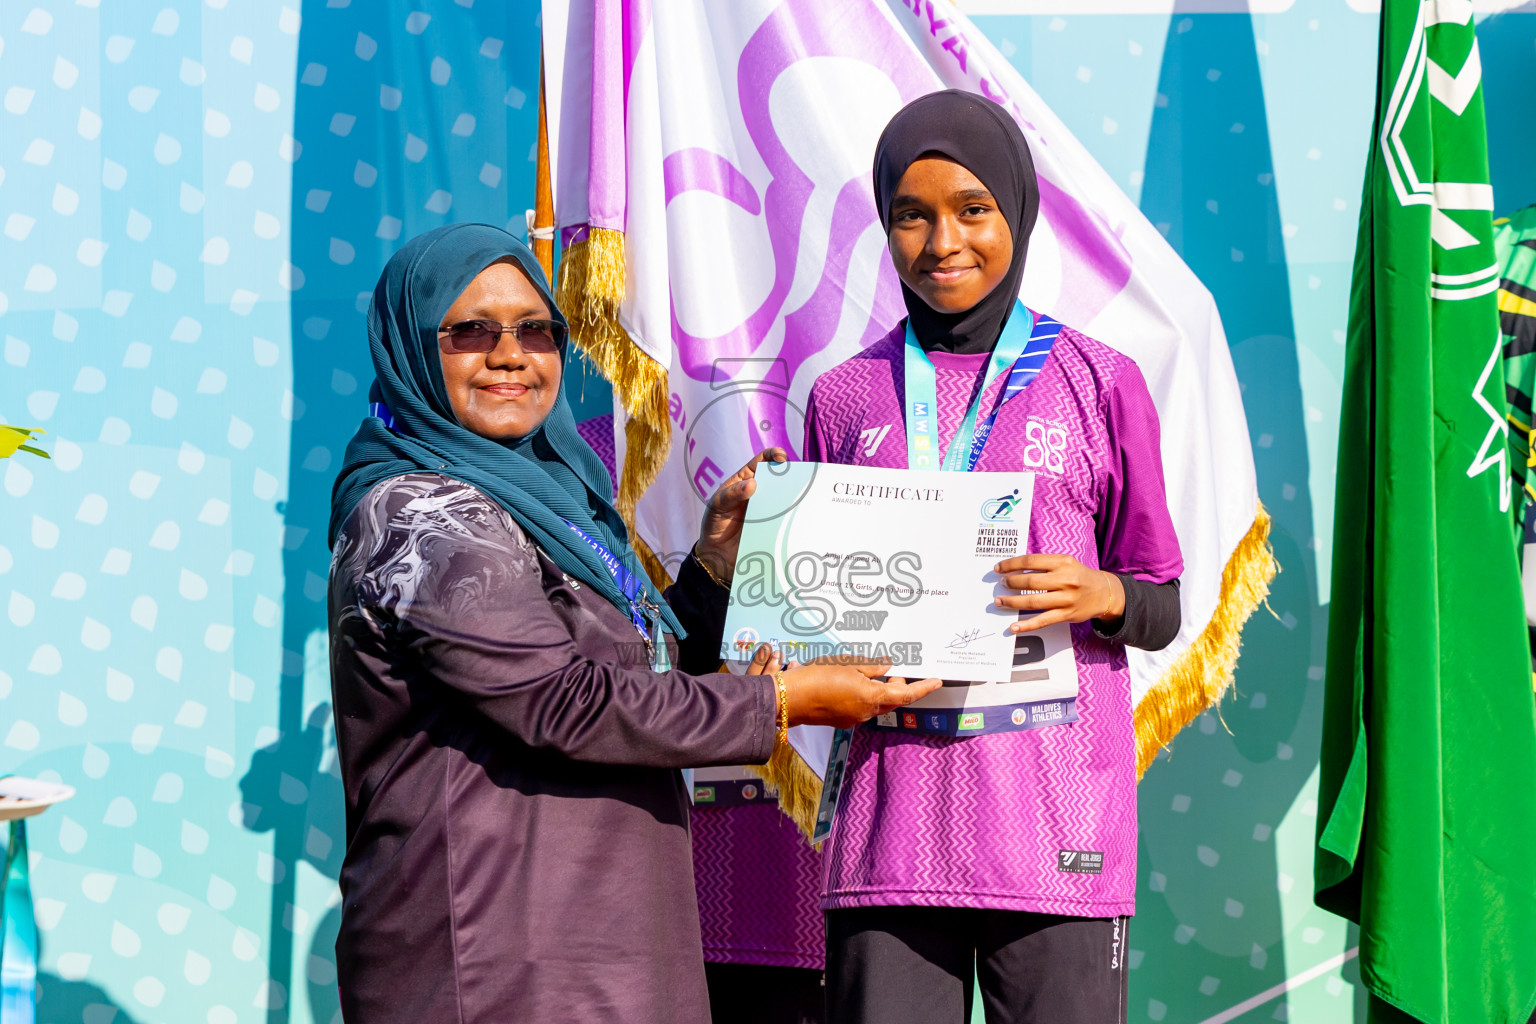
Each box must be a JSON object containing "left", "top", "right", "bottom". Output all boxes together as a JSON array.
[{"left": 0, "top": 3, "right": 541, "bottom": 1022}]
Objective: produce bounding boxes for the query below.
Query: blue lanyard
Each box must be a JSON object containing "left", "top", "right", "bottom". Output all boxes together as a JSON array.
[
  {"left": 0, "top": 779, "right": 35, "bottom": 1024},
  {"left": 368, "top": 400, "right": 396, "bottom": 431},
  {"left": 903, "top": 303, "right": 1062, "bottom": 472},
  {"left": 561, "top": 519, "right": 670, "bottom": 671}
]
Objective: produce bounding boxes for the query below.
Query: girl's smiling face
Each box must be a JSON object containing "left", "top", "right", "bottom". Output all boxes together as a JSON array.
[{"left": 886, "top": 154, "right": 1014, "bottom": 315}]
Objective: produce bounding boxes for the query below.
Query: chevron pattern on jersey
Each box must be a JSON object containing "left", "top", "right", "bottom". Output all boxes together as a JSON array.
[
  {"left": 691, "top": 803, "right": 825, "bottom": 969},
  {"left": 808, "top": 324, "right": 1181, "bottom": 915},
  {"left": 575, "top": 413, "right": 619, "bottom": 492}
]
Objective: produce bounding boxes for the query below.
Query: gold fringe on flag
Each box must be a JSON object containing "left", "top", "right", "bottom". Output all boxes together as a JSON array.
[
  {"left": 1133, "top": 504, "right": 1277, "bottom": 777},
  {"left": 745, "top": 741, "right": 826, "bottom": 845},
  {"left": 554, "top": 227, "right": 675, "bottom": 588},
  {"left": 752, "top": 504, "right": 1277, "bottom": 843}
]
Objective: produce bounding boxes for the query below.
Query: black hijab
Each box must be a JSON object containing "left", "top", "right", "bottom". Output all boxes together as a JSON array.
[{"left": 872, "top": 90, "right": 1039, "bottom": 355}]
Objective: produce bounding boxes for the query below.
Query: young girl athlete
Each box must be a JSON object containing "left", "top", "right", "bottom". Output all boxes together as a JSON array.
[{"left": 802, "top": 90, "right": 1184, "bottom": 1024}]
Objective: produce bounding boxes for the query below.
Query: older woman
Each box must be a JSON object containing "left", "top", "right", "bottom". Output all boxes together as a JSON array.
[{"left": 326, "top": 224, "right": 938, "bottom": 1024}]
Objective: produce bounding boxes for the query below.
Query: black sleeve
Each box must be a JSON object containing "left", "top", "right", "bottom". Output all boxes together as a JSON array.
[
  {"left": 1093, "top": 576, "right": 1181, "bottom": 651},
  {"left": 663, "top": 548, "right": 731, "bottom": 675}
]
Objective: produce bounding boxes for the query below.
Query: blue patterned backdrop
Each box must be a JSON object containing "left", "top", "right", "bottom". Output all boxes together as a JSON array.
[{"left": 1, "top": 3, "right": 1532, "bottom": 1023}]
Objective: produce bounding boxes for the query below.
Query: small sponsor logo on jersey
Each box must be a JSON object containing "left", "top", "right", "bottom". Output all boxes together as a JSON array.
[
  {"left": 1058, "top": 850, "right": 1104, "bottom": 874},
  {"left": 958, "top": 712, "right": 985, "bottom": 731},
  {"left": 923, "top": 713, "right": 948, "bottom": 731},
  {"left": 740, "top": 784, "right": 759, "bottom": 801},
  {"left": 876, "top": 712, "right": 898, "bottom": 728},
  {"left": 902, "top": 712, "right": 918, "bottom": 729},
  {"left": 694, "top": 786, "right": 716, "bottom": 803},
  {"left": 858, "top": 424, "right": 892, "bottom": 457},
  {"left": 1011, "top": 708, "right": 1028, "bottom": 726}
]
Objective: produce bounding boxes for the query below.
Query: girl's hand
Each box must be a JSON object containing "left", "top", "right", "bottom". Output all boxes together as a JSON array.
[
  {"left": 993, "top": 553, "right": 1125, "bottom": 633},
  {"left": 695, "top": 447, "right": 789, "bottom": 582}
]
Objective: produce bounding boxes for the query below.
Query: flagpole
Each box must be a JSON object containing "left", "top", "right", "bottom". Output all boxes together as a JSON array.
[{"left": 532, "top": 48, "right": 555, "bottom": 284}]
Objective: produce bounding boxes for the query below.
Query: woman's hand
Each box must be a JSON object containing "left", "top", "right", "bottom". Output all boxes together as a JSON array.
[
  {"left": 743, "top": 644, "right": 940, "bottom": 729},
  {"left": 993, "top": 554, "right": 1125, "bottom": 633},
  {"left": 782, "top": 658, "right": 942, "bottom": 730},
  {"left": 742, "top": 643, "right": 783, "bottom": 677},
  {"left": 694, "top": 447, "right": 789, "bottom": 583}
]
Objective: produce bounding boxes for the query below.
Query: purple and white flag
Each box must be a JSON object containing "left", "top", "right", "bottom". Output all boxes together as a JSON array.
[{"left": 543, "top": 0, "right": 1271, "bottom": 777}]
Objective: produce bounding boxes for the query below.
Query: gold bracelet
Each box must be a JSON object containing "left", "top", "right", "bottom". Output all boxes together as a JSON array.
[
  {"left": 692, "top": 548, "right": 730, "bottom": 590},
  {"left": 774, "top": 668, "right": 789, "bottom": 746}
]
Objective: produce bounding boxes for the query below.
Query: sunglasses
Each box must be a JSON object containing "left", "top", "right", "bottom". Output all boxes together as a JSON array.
[{"left": 437, "top": 318, "right": 567, "bottom": 354}]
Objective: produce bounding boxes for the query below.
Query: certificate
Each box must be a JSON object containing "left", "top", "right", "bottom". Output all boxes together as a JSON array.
[{"left": 722, "top": 462, "right": 1079, "bottom": 738}]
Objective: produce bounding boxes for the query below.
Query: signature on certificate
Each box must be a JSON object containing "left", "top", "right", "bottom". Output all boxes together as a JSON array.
[{"left": 947, "top": 628, "right": 983, "bottom": 650}]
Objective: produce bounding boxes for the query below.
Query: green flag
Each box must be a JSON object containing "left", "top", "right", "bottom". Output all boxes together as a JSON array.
[{"left": 1317, "top": 2, "right": 1536, "bottom": 1023}]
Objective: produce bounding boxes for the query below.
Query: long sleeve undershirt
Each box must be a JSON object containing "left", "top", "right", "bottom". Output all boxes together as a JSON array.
[{"left": 1093, "top": 576, "right": 1181, "bottom": 651}]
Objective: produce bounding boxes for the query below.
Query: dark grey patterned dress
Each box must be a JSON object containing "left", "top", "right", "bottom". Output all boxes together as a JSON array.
[{"left": 328, "top": 473, "right": 775, "bottom": 1023}]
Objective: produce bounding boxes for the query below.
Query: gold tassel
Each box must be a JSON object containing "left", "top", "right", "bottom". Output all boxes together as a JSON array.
[
  {"left": 1133, "top": 505, "right": 1278, "bottom": 777},
  {"left": 556, "top": 228, "right": 675, "bottom": 590},
  {"left": 745, "top": 741, "right": 827, "bottom": 844},
  {"left": 632, "top": 531, "right": 673, "bottom": 591}
]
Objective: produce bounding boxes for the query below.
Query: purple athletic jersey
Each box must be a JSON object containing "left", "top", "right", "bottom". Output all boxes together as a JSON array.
[
  {"left": 692, "top": 803, "right": 825, "bottom": 969},
  {"left": 803, "top": 322, "right": 1182, "bottom": 917}
]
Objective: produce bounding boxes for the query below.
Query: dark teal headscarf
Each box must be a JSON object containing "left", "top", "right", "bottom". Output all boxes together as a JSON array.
[{"left": 329, "top": 223, "right": 682, "bottom": 636}]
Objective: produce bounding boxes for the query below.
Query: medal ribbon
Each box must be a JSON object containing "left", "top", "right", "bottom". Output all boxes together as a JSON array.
[{"left": 903, "top": 303, "right": 1062, "bottom": 472}]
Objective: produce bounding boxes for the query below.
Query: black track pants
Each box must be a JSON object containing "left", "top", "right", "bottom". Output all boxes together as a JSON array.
[{"left": 825, "top": 906, "right": 1129, "bottom": 1024}]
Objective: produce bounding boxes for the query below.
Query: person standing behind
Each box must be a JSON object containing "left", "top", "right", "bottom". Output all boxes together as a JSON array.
[{"left": 802, "top": 91, "right": 1184, "bottom": 1024}]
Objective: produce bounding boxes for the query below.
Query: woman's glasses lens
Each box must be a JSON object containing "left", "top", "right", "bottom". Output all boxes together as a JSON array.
[
  {"left": 440, "top": 320, "right": 565, "bottom": 354},
  {"left": 443, "top": 322, "right": 499, "bottom": 353},
  {"left": 514, "top": 323, "right": 562, "bottom": 352}
]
